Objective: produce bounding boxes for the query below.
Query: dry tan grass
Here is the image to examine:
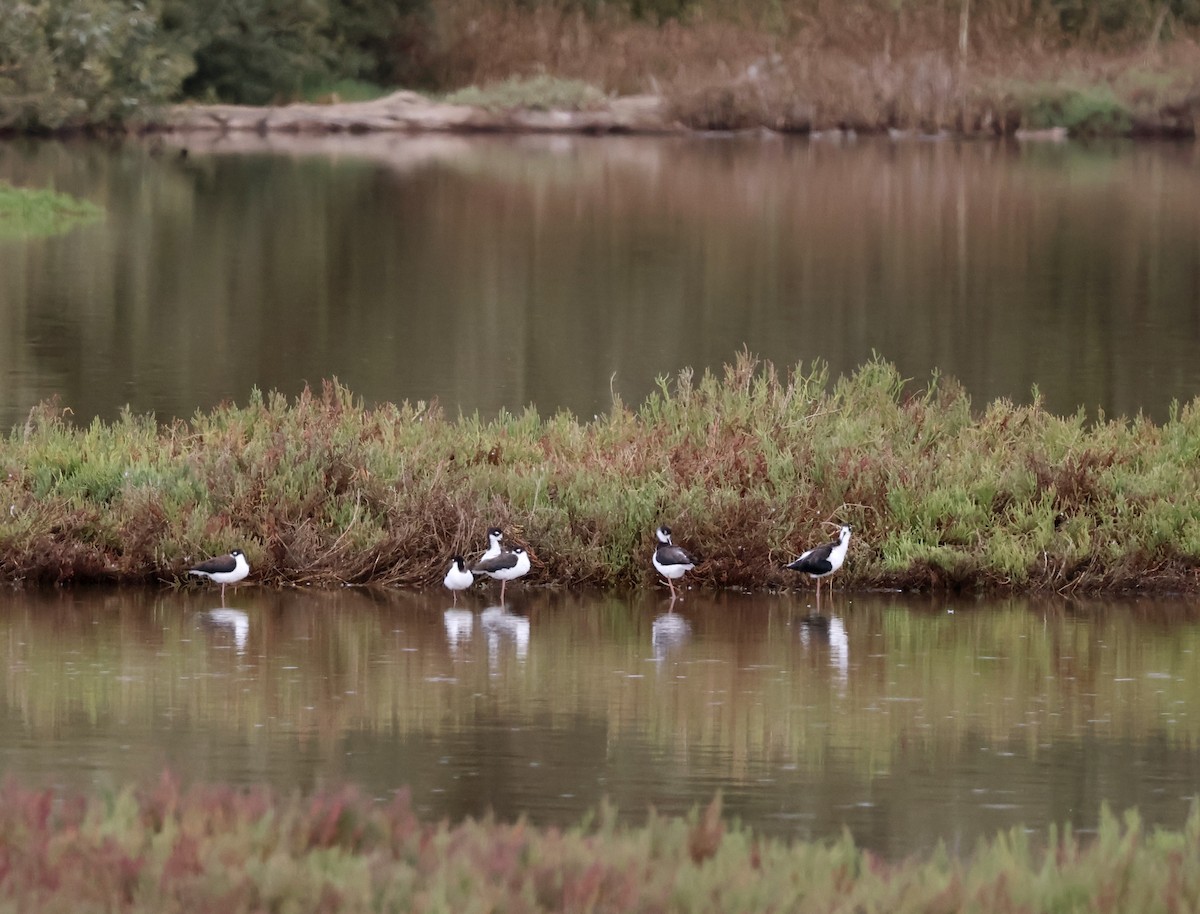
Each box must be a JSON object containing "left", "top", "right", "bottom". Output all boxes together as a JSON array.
[{"left": 414, "top": 0, "right": 1200, "bottom": 133}]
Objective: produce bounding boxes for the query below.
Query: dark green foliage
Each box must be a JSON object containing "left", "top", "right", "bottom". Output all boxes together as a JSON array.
[
  {"left": 164, "top": 0, "right": 429, "bottom": 104},
  {"left": 165, "top": 0, "right": 336, "bottom": 104},
  {"left": 509, "top": 0, "right": 699, "bottom": 22},
  {"left": 1040, "top": 0, "right": 1200, "bottom": 35},
  {"left": 1017, "top": 83, "right": 1133, "bottom": 132},
  {"left": 327, "top": 0, "right": 431, "bottom": 87},
  {"left": 621, "top": 0, "right": 699, "bottom": 23}
]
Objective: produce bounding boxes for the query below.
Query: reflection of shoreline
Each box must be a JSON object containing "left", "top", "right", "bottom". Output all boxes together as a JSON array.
[
  {"left": 1, "top": 589, "right": 1199, "bottom": 856},
  {"left": 149, "top": 129, "right": 685, "bottom": 180},
  {"left": 9, "top": 137, "right": 1200, "bottom": 438}
]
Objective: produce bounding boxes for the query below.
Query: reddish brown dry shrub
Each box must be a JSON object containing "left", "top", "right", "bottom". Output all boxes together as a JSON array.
[{"left": 687, "top": 794, "right": 725, "bottom": 864}]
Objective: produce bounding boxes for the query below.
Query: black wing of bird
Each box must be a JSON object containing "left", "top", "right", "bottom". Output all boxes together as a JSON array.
[
  {"left": 472, "top": 552, "right": 520, "bottom": 574},
  {"left": 191, "top": 554, "right": 237, "bottom": 574},
  {"left": 785, "top": 542, "right": 834, "bottom": 575},
  {"left": 656, "top": 543, "right": 697, "bottom": 566}
]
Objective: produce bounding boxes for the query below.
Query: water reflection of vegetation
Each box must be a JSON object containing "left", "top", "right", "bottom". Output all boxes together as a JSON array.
[
  {"left": 3, "top": 139, "right": 1199, "bottom": 431},
  {"left": 4, "top": 589, "right": 1200, "bottom": 851},
  {"left": 5, "top": 590, "right": 1199, "bottom": 764}
]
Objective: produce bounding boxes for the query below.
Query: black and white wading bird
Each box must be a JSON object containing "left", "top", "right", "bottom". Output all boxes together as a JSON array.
[
  {"left": 472, "top": 545, "right": 531, "bottom": 603},
  {"left": 652, "top": 525, "right": 697, "bottom": 600},
  {"left": 188, "top": 549, "right": 250, "bottom": 605},
  {"left": 443, "top": 555, "right": 474, "bottom": 604},
  {"left": 479, "top": 527, "right": 504, "bottom": 562},
  {"left": 785, "top": 525, "right": 852, "bottom": 610}
]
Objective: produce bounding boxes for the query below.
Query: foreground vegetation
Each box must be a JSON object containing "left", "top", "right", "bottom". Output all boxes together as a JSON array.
[
  {"left": 2, "top": 0, "right": 1199, "bottom": 134},
  {"left": 2, "top": 354, "right": 1199, "bottom": 593},
  {"left": 0, "top": 181, "right": 102, "bottom": 239},
  {"left": 0, "top": 778, "right": 1196, "bottom": 913}
]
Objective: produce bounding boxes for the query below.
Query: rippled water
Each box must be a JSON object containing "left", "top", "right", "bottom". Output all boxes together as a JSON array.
[{"left": 2, "top": 586, "right": 1197, "bottom": 857}]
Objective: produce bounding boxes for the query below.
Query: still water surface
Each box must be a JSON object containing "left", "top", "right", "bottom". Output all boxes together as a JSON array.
[
  {"left": 2, "top": 586, "right": 1198, "bottom": 857},
  {"left": 3, "top": 134, "right": 1200, "bottom": 853},
  {"left": 1, "top": 135, "right": 1199, "bottom": 430}
]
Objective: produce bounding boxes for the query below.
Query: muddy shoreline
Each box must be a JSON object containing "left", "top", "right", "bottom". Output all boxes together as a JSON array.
[
  {"left": 145, "top": 89, "right": 1197, "bottom": 139},
  {"left": 149, "top": 91, "right": 681, "bottom": 136}
]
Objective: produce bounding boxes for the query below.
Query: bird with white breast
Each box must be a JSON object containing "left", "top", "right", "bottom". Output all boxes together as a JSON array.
[
  {"left": 785, "top": 525, "right": 852, "bottom": 610},
  {"left": 471, "top": 544, "right": 531, "bottom": 603},
  {"left": 652, "top": 525, "right": 697, "bottom": 600},
  {"left": 443, "top": 555, "right": 474, "bottom": 604},
  {"left": 188, "top": 549, "right": 250, "bottom": 605}
]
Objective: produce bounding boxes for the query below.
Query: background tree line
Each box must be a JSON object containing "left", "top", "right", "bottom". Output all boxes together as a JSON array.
[{"left": 1, "top": 0, "right": 1197, "bottom": 131}]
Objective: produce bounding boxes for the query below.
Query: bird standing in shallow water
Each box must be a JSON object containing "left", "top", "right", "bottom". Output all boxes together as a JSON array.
[
  {"left": 472, "top": 545, "right": 530, "bottom": 603},
  {"left": 479, "top": 527, "right": 504, "bottom": 563},
  {"left": 652, "top": 525, "right": 697, "bottom": 600},
  {"left": 443, "top": 556, "right": 474, "bottom": 604},
  {"left": 785, "top": 525, "right": 852, "bottom": 610},
  {"left": 188, "top": 549, "right": 250, "bottom": 605}
]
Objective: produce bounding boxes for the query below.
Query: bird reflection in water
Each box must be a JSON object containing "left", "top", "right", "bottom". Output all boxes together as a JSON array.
[
  {"left": 443, "top": 609, "right": 474, "bottom": 654},
  {"left": 652, "top": 611, "right": 692, "bottom": 663},
  {"left": 480, "top": 605, "right": 530, "bottom": 673},
  {"left": 799, "top": 613, "right": 849, "bottom": 690},
  {"left": 198, "top": 608, "right": 250, "bottom": 655}
]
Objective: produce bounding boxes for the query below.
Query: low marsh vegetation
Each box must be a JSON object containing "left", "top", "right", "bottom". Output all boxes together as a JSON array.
[
  {"left": 442, "top": 74, "right": 607, "bottom": 111},
  {"left": 0, "top": 777, "right": 1196, "bottom": 913},
  {"left": 0, "top": 181, "right": 103, "bottom": 239},
  {"left": 3, "top": 353, "right": 1200, "bottom": 593}
]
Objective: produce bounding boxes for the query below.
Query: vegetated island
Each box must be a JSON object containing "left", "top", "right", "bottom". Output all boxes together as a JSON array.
[
  {"left": 0, "top": 777, "right": 1192, "bottom": 913},
  {"left": 0, "top": 182, "right": 103, "bottom": 240},
  {"left": 3, "top": 354, "right": 1198, "bottom": 594}
]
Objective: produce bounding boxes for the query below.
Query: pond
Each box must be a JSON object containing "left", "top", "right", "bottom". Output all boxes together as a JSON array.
[
  {"left": 2, "top": 132, "right": 1199, "bottom": 851},
  {"left": 1, "top": 135, "right": 1199, "bottom": 431},
  {"left": 1, "top": 586, "right": 1197, "bottom": 858}
]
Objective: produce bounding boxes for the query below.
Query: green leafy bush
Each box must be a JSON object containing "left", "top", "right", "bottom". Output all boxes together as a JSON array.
[
  {"left": 444, "top": 74, "right": 605, "bottom": 110},
  {"left": 1018, "top": 83, "right": 1133, "bottom": 133},
  {"left": 0, "top": 0, "right": 193, "bottom": 131},
  {"left": 164, "top": 0, "right": 429, "bottom": 105}
]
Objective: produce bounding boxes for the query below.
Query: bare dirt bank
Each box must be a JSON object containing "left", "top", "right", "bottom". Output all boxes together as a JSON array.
[
  {"left": 147, "top": 85, "right": 1199, "bottom": 139},
  {"left": 152, "top": 91, "right": 679, "bottom": 136}
]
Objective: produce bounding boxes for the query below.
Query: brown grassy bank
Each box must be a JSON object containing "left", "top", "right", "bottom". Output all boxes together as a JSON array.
[
  {"left": 3, "top": 355, "right": 1200, "bottom": 594},
  {"left": 402, "top": 0, "right": 1200, "bottom": 136}
]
